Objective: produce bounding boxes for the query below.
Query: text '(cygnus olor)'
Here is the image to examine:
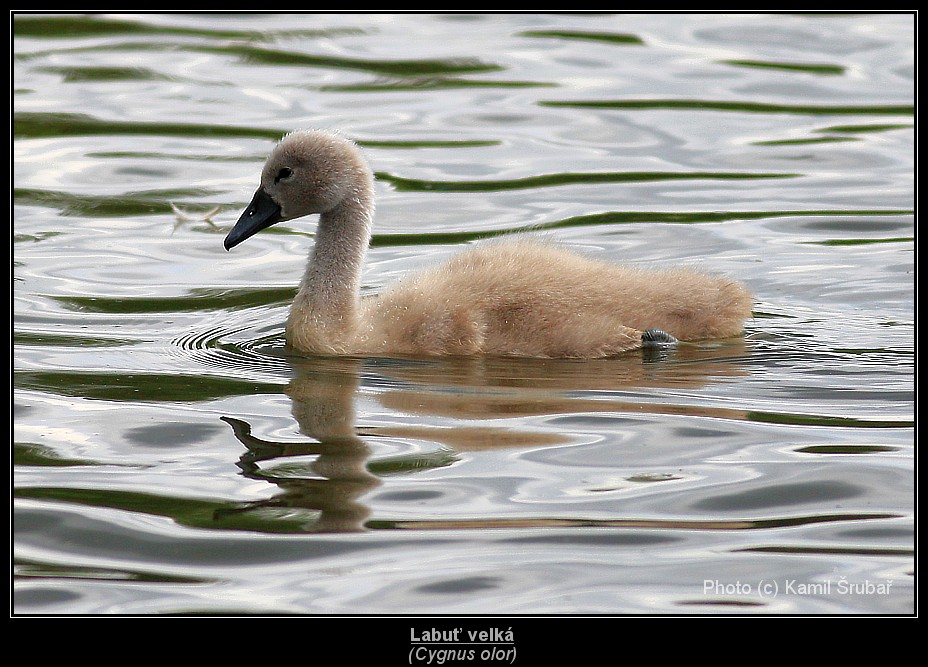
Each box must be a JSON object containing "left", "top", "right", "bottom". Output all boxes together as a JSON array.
[{"left": 224, "top": 130, "right": 753, "bottom": 358}]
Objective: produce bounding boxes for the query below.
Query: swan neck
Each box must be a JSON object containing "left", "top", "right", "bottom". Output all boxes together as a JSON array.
[
  {"left": 310, "top": 200, "right": 372, "bottom": 296},
  {"left": 289, "top": 195, "right": 373, "bottom": 351}
]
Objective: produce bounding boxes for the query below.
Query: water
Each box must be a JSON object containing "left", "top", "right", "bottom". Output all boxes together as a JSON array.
[{"left": 13, "top": 13, "right": 914, "bottom": 617}]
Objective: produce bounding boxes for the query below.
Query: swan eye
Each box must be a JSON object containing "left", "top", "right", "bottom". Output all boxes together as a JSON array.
[{"left": 274, "top": 167, "right": 293, "bottom": 184}]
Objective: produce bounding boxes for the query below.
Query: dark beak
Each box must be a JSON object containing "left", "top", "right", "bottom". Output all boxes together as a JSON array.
[{"left": 224, "top": 188, "right": 283, "bottom": 250}]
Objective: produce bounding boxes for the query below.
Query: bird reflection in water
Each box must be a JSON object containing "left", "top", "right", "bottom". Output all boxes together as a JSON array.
[
  {"left": 219, "top": 341, "right": 751, "bottom": 533},
  {"left": 219, "top": 357, "right": 379, "bottom": 533}
]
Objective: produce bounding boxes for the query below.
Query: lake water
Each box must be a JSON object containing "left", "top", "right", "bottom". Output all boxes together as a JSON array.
[{"left": 13, "top": 13, "right": 914, "bottom": 619}]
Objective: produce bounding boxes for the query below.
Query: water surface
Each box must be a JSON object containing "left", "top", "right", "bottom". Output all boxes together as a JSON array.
[{"left": 13, "top": 12, "right": 914, "bottom": 616}]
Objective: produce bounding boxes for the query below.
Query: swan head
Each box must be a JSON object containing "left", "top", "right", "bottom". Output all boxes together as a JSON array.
[{"left": 224, "top": 130, "right": 373, "bottom": 250}]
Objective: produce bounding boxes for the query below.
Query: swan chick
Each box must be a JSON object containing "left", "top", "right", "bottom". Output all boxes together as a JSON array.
[{"left": 224, "top": 130, "right": 753, "bottom": 358}]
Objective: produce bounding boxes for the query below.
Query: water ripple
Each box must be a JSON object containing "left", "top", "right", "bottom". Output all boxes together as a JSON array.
[
  {"left": 171, "top": 322, "right": 291, "bottom": 381},
  {"left": 541, "top": 99, "right": 914, "bottom": 115}
]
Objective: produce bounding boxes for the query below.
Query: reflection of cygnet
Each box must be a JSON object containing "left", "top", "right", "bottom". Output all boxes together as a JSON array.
[{"left": 225, "top": 130, "right": 753, "bottom": 358}]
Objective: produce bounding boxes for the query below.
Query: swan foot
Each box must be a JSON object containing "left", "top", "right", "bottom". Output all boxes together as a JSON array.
[{"left": 641, "top": 328, "right": 678, "bottom": 348}]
